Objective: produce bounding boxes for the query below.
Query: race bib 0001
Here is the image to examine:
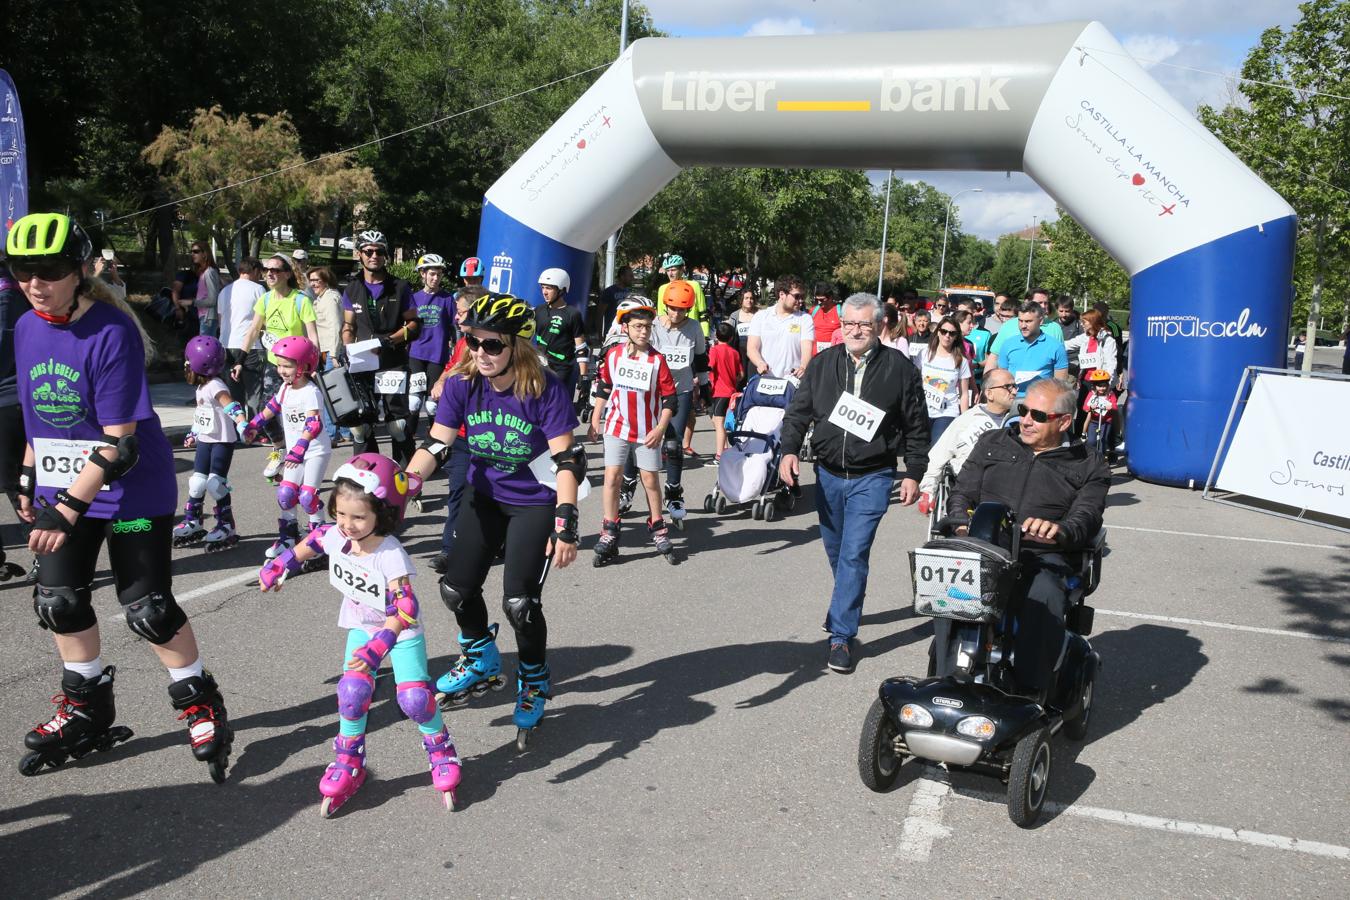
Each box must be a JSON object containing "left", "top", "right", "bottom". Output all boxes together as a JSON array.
[
  {"left": 329, "top": 551, "right": 383, "bottom": 611},
  {"left": 827, "top": 392, "right": 884, "bottom": 442},
  {"left": 32, "top": 438, "right": 111, "bottom": 491},
  {"left": 611, "top": 356, "right": 655, "bottom": 391},
  {"left": 375, "top": 370, "right": 407, "bottom": 395}
]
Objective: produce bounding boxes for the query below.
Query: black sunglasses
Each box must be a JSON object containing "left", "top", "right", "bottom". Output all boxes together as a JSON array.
[
  {"left": 263, "top": 266, "right": 286, "bottom": 274},
  {"left": 938, "top": 328, "right": 959, "bottom": 337},
  {"left": 464, "top": 334, "right": 508, "bottom": 355},
  {"left": 11, "top": 259, "right": 81, "bottom": 282},
  {"left": 360, "top": 248, "right": 386, "bottom": 257},
  {"left": 1017, "top": 403, "right": 1067, "bottom": 423}
]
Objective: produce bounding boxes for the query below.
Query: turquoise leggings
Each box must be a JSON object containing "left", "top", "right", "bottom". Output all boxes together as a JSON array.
[{"left": 339, "top": 629, "right": 444, "bottom": 738}]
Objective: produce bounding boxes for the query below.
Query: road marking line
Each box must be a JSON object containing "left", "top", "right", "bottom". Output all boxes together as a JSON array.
[
  {"left": 776, "top": 99, "right": 872, "bottom": 112},
  {"left": 1105, "top": 523, "right": 1344, "bottom": 550},
  {"left": 112, "top": 568, "right": 258, "bottom": 622},
  {"left": 898, "top": 769, "right": 952, "bottom": 860},
  {"left": 954, "top": 789, "right": 1350, "bottom": 860},
  {"left": 1097, "top": 609, "right": 1350, "bottom": 644}
]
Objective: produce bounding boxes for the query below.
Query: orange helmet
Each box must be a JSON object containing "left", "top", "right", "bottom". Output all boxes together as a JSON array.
[
  {"left": 664, "top": 279, "right": 696, "bottom": 310},
  {"left": 1086, "top": 368, "right": 1112, "bottom": 382}
]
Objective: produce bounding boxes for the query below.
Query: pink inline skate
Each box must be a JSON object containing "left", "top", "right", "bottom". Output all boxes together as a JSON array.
[
  {"left": 318, "top": 734, "right": 366, "bottom": 817},
  {"left": 422, "top": 728, "right": 461, "bottom": 810}
]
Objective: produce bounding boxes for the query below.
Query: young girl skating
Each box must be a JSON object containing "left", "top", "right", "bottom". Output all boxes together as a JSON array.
[
  {"left": 241, "top": 336, "right": 331, "bottom": 560},
  {"left": 174, "top": 335, "right": 249, "bottom": 552},
  {"left": 257, "top": 453, "right": 460, "bottom": 815}
]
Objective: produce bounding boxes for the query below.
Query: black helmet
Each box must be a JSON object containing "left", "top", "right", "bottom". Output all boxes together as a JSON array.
[{"left": 462, "top": 293, "right": 536, "bottom": 340}]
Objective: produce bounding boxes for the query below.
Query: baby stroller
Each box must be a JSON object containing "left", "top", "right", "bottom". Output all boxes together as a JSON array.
[{"left": 702, "top": 375, "right": 796, "bottom": 522}]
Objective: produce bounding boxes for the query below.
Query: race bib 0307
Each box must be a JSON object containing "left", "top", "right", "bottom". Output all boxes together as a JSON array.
[
  {"left": 32, "top": 438, "right": 111, "bottom": 491},
  {"left": 827, "top": 392, "right": 884, "bottom": 442},
  {"left": 375, "top": 370, "right": 407, "bottom": 395}
]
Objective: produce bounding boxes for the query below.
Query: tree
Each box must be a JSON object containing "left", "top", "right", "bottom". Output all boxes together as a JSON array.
[
  {"left": 1198, "top": 0, "right": 1350, "bottom": 355},
  {"left": 142, "top": 107, "right": 377, "bottom": 272},
  {"left": 1040, "top": 210, "right": 1131, "bottom": 306},
  {"left": 946, "top": 233, "right": 997, "bottom": 287},
  {"left": 833, "top": 249, "right": 908, "bottom": 295},
  {"left": 989, "top": 232, "right": 1048, "bottom": 298},
  {"left": 861, "top": 180, "right": 955, "bottom": 293}
]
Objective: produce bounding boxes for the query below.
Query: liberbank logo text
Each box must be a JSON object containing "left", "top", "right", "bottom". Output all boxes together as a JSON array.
[{"left": 660, "top": 68, "right": 1013, "bottom": 113}]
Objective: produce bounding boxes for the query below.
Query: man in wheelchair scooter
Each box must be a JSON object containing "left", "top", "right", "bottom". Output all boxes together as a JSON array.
[{"left": 937, "top": 377, "right": 1111, "bottom": 701}]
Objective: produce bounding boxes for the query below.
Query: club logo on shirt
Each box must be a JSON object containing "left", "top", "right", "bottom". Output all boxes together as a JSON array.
[
  {"left": 465, "top": 408, "right": 536, "bottom": 472},
  {"left": 28, "top": 359, "right": 86, "bottom": 428}
]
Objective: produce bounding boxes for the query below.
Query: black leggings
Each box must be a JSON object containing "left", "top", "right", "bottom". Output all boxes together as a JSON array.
[
  {"left": 36, "top": 514, "right": 178, "bottom": 630},
  {"left": 0, "top": 403, "right": 25, "bottom": 508},
  {"left": 440, "top": 488, "right": 554, "bottom": 665}
]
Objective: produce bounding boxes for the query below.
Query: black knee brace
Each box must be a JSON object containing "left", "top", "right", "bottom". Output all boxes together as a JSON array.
[
  {"left": 33, "top": 584, "right": 97, "bottom": 633},
  {"left": 503, "top": 595, "right": 542, "bottom": 631},
  {"left": 123, "top": 591, "right": 188, "bottom": 645},
  {"left": 663, "top": 438, "right": 684, "bottom": 467},
  {"left": 439, "top": 579, "right": 475, "bottom": 615}
]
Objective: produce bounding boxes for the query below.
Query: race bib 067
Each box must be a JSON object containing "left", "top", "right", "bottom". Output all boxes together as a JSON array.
[{"left": 193, "top": 407, "right": 216, "bottom": 433}]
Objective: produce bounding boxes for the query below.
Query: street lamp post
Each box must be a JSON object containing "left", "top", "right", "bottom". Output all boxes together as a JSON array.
[
  {"left": 877, "top": 169, "right": 894, "bottom": 297},
  {"left": 602, "top": 0, "right": 631, "bottom": 291},
  {"left": 937, "top": 187, "right": 982, "bottom": 293},
  {"left": 1025, "top": 215, "right": 1038, "bottom": 295}
]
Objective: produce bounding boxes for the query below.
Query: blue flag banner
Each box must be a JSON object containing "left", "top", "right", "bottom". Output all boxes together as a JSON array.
[{"left": 0, "top": 69, "right": 29, "bottom": 246}]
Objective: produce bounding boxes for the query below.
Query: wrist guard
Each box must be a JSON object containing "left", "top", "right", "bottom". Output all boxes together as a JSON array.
[
  {"left": 385, "top": 582, "right": 419, "bottom": 626},
  {"left": 33, "top": 499, "right": 77, "bottom": 534},
  {"left": 53, "top": 490, "right": 90, "bottom": 516},
  {"left": 353, "top": 628, "right": 397, "bottom": 669},
  {"left": 285, "top": 438, "right": 310, "bottom": 465},
  {"left": 18, "top": 465, "right": 35, "bottom": 501},
  {"left": 224, "top": 400, "right": 245, "bottom": 421},
  {"left": 258, "top": 548, "right": 304, "bottom": 590},
  {"left": 553, "top": 502, "right": 579, "bottom": 545}
]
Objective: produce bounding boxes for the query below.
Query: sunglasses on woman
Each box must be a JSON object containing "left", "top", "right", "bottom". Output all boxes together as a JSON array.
[
  {"left": 10, "top": 259, "right": 81, "bottom": 282},
  {"left": 464, "top": 334, "right": 508, "bottom": 355},
  {"left": 1017, "top": 403, "right": 1067, "bottom": 423},
  {"left": 938, "top": 328, "right": 959, "bottom": 337}
]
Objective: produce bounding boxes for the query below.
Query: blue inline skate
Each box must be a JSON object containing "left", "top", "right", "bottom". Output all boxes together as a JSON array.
[
  {"left": 435, "top": 624, "right": 505, "bottom": 710},
  {"left": 513, "top": 661, "right": 551, "bottom": 751}
]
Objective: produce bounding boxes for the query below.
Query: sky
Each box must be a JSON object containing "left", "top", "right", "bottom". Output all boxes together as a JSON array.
[{"left": 644, "top": 0, "right": 1304, "bottom": 241}]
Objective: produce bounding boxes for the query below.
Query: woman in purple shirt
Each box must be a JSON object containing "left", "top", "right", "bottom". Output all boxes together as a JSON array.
[
  {"left": 407, "top": 253, "right": 456, "bottom": 430},
  {"left": 405, "top": 292, "right": 581, "bottom": 750},
  {"left": 7, "top": 213, "right": 233, "bottom": 782}
]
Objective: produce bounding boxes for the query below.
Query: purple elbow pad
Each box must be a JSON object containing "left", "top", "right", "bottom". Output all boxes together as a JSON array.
[
  {"left": 336, "top": 669, "right": 375, "bottom": 720},
  {"left": 300, "top": 523, "right": 331, "bottom": 555},
  {"left": 385, "top": 583, "right": 419, "bottom": 626},
  {"left": 302, "top": 414, "right": 323, "bottom": 440},
  {"left": 353, "top": 628, "right": 397, "bottom": 670}
]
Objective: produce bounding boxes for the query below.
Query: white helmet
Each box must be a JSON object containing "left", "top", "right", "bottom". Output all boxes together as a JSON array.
[
  {"left": 538, "top": 267, "right": 570, "bottom": 291},
  {"left": 357, "top": 230, "right": 387, "bottom": 250},
  {"left": 416, "top": 253, "right": 446, "bottom": 271}
]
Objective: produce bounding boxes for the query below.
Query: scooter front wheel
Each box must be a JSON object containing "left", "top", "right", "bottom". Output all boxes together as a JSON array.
[
  {"left": 857, "top": 698, "right": 904, "bottom": 792},
  {"left": 1007, "top": 727, "right": 1052, "bottom": 827}
]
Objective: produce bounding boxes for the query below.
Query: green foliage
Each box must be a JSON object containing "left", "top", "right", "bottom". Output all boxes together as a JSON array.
[
  {"left": 989, "top": 233, "right": 1048, "bottom": 299},
  {"left": 833, "top": 249, "right": 908, "bottom": 295},
  {"left": 1197, "top": 0, "right": 1350, "bottom": 331},
  {"left": 1039, "top": 209, "right": 1131, "bottom": 306},
  {"left": 946, "top": 233, "right": 996, "bottom": 287}
]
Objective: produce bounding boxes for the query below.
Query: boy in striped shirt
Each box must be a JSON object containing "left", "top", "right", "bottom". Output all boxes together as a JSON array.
[{"left": 587, "top": 302, "right": 678, "bottom": 565}]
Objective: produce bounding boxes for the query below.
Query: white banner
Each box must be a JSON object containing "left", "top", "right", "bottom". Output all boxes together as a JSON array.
[{"left": 1214, "top": 374, "right": 1350, "bottom": 519}]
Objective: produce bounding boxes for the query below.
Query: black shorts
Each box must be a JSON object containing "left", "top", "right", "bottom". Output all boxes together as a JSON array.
[
  {"left": 37, "top": 514, "right": 174, "bottom": 607},
  {"left": 710, "top": 397, "right": 731, "bottom": 418}
]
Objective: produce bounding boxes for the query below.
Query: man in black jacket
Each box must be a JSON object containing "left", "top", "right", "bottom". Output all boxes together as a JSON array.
[
  {"left": 779, "top": 292, "right": 930, "bottom": 674},
  {"left": 945, "top": 376, "right": 1110, "bottom": 697}
]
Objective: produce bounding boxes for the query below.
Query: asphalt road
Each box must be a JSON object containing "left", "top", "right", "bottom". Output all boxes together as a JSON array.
[{"left": 0, "top": 413, "right": 1346, "bottom": 898}]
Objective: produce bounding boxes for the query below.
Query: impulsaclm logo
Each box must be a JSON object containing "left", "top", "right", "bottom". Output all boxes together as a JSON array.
[{"left": 1146, "top": 308, "right": 1268, "bottom": 342}]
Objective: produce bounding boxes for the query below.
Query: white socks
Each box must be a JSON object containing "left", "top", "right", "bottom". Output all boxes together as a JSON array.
[
  {"left": 167, "top": 658, "right": 205, "bottom": 683},
  {"left": 65, "top": 657, "right": 104, "bottom": 680}
]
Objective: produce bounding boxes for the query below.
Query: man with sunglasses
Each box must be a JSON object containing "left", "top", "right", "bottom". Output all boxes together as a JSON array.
[
  {"left": 943, "top": 377, "right": 1110, "bottom": 698},
  {"left": 809, "top": 282, "right": 840, "bottom": 356},
  {"left": 341, "top": 230, "right": 419, "bottom": 466},
  {"left": 917, "top": 368, "right": 1016, "bottom": 514},
  {"left": 778, "top": 292, "right": 930, "bottom": 675},
  {"left": 747, "top": 274, "right": 814, "bottom": 380},
  {"left": 988, "top": 301, "right": 1069, "bottom": 397}
]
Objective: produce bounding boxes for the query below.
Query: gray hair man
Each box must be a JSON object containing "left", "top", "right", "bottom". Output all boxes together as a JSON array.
[
  {"left": 918, "top": 367, "right": 1018, "bottom": 508},
  {"left": 778, "top": 292, "right": 931, "bottom": 674},
  {"left": 942, "top": 377, "right": 1110, "bottom": 696}
]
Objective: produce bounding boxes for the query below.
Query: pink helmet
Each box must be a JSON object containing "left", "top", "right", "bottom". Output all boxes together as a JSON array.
[
  {"left": 331, "top": 453, "right": 422, "bottom": 527},
  {"left": 272, "top": 336, "right": 319, "bottom": 374}
]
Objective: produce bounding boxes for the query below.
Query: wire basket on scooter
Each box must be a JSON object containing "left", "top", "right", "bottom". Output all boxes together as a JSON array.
[{"left": 908, "top": 537, "right": 1020, "bottom": 622}]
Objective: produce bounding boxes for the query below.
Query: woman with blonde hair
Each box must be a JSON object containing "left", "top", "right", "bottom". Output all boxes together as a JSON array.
[{"left": 404, "top": 292, "right": 581, "bottom": 749}]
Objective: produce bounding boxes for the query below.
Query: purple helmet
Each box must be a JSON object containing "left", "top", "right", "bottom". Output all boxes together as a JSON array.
[
  {"left": 272, "top": 336, "right": 319, "bottom": 374},
  {"left": 332, "top": 453, "right": 421, "bottom": 527},
  {"left": 185, "top": 335, "right": 227, "bottom": 377}
]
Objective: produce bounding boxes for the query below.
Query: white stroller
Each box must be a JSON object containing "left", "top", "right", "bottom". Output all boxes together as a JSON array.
[{"left": 702, "top": 375, "right": 798, "bottom": 522}]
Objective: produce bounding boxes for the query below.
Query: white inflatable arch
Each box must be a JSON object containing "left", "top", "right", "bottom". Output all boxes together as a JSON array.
[{"left": 475, "top": 21, "right": 1295, "bottom": 485}]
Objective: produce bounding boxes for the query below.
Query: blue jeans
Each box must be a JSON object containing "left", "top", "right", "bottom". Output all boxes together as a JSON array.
[
  {"left": 931, "top": 415, "right": 955, "bottom": 444},
  {"left": 816, "top": 466, "right": 895, "bottom": 642}
]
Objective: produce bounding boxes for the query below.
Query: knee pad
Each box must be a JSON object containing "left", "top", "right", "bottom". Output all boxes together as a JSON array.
[
  {"left": 408, "top": 393, "right": 424, "bottom": 414},
  {"left": 187, "top": 471, "right": 209, "bottom": 499},
  {"left": 396, "top": 681, "right": 437, "bottom": 724},
  {"left": 123, "top": 591, "right": 188, "bottom": 645},
  {"left": 337, "top": 669, "right": 374, "bottom": 721},
  {"left": 388, "top": 418, "right": 409, "bottom": 443},
  {"left": 503, "top": 595, "right": 542, "bottom": 631},
  {"left": 276, "top": 480, "right": 300, "bottom": 510},
  {"left": 424, "top": 399, "right": 437, "bottom": 419},
  {"left": 33, "top": 584, "right": 96, "bottom": 634},
  {"left": 298, "top": 485, "right": 323, "bottom": 515},
  {"left": 204, "top": 473, "right": 231, "bottom": 500},
  {"left": 439, "top": 579, "right": 473, "bottom": 615},
  {"left": 350, "top": 423, "right": 371, "bottom": 444},
  {"left": 663, "top": 439, "right": 684, "bottom": 466}
]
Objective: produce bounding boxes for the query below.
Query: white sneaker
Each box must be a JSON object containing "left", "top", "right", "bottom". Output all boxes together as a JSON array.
[{"left": 262, "top": 450, "right": 283, "bottom": 479}]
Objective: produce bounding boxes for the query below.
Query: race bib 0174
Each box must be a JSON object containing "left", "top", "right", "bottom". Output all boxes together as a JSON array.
[{"left": 827, "top": 392, "right": 884, "bottom": 442}]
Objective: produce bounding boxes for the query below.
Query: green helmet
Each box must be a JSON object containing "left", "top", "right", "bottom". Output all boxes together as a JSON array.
[
  {"left": 660, "top": 253, "right": 685, "bottom": 270},
  {"left": 462, "top": 293, "right": 536, "bottom": 340},
  {"left": 6, "top": 213, "right": 94, "bottom": 264}
]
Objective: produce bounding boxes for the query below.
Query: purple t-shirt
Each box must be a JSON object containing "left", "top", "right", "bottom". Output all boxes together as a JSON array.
[
  {"left": 408, "top": 290, "right": 454, "bottom": 365},
  {"left": 434, "top": 370, "right": 577, "bottom": 506},
  {"left": 17, "top": 302, "right": 176, "bottom": 519},
  {"left": 341, "top": 278, "right": 386, "bottom": 312}
]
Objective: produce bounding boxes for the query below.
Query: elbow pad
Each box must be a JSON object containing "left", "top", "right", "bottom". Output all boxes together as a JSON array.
[
  {"left": 385, "top": 582, "right": 419, "bottom": 626},
  {"left": 661, "top": 395, "right": 678, "bottom": 413},
  {"left": 574, "top": 344, "right": 589, "bottom": 360},
  {"left": 85, "top": 434, "right": 140, "bottom": 483},
  {"left": 420, "top": 438, "right": 452, "bottom": 466},
  {"left": 593, "top": 380, "right": 613, "bottom": 400},
  {"left": 300, "top": 523, "right": 331, "bottom": 555},
  {"left": 551, "top": 444, "right": 587, "bottom": 483},
  {"left": 265, "top": 396, "right": 282, "bottom": 416},
  {"left": 301, "top": 413, "right": 323, "bottom": 440}
]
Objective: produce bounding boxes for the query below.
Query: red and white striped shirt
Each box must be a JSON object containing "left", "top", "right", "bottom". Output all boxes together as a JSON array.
[{"left": 599, "top": 343, "right": 676, "bottom": 442}]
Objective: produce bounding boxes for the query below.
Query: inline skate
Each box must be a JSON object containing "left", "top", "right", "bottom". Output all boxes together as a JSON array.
[
  {"left": 19, "top": 666, "right": 133, "bottom": 775},
  {"left": 319, "top": 734, "right": 366, "bottom": 817},
  {"left": 513, "top": 661, "right": 551, "bottom": 751},
  {"left": 168, "top": 671, "right": 233, "bottom": 784},
  {"left": 435, "top": 624, "right": 505, "bottom": 709}
]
